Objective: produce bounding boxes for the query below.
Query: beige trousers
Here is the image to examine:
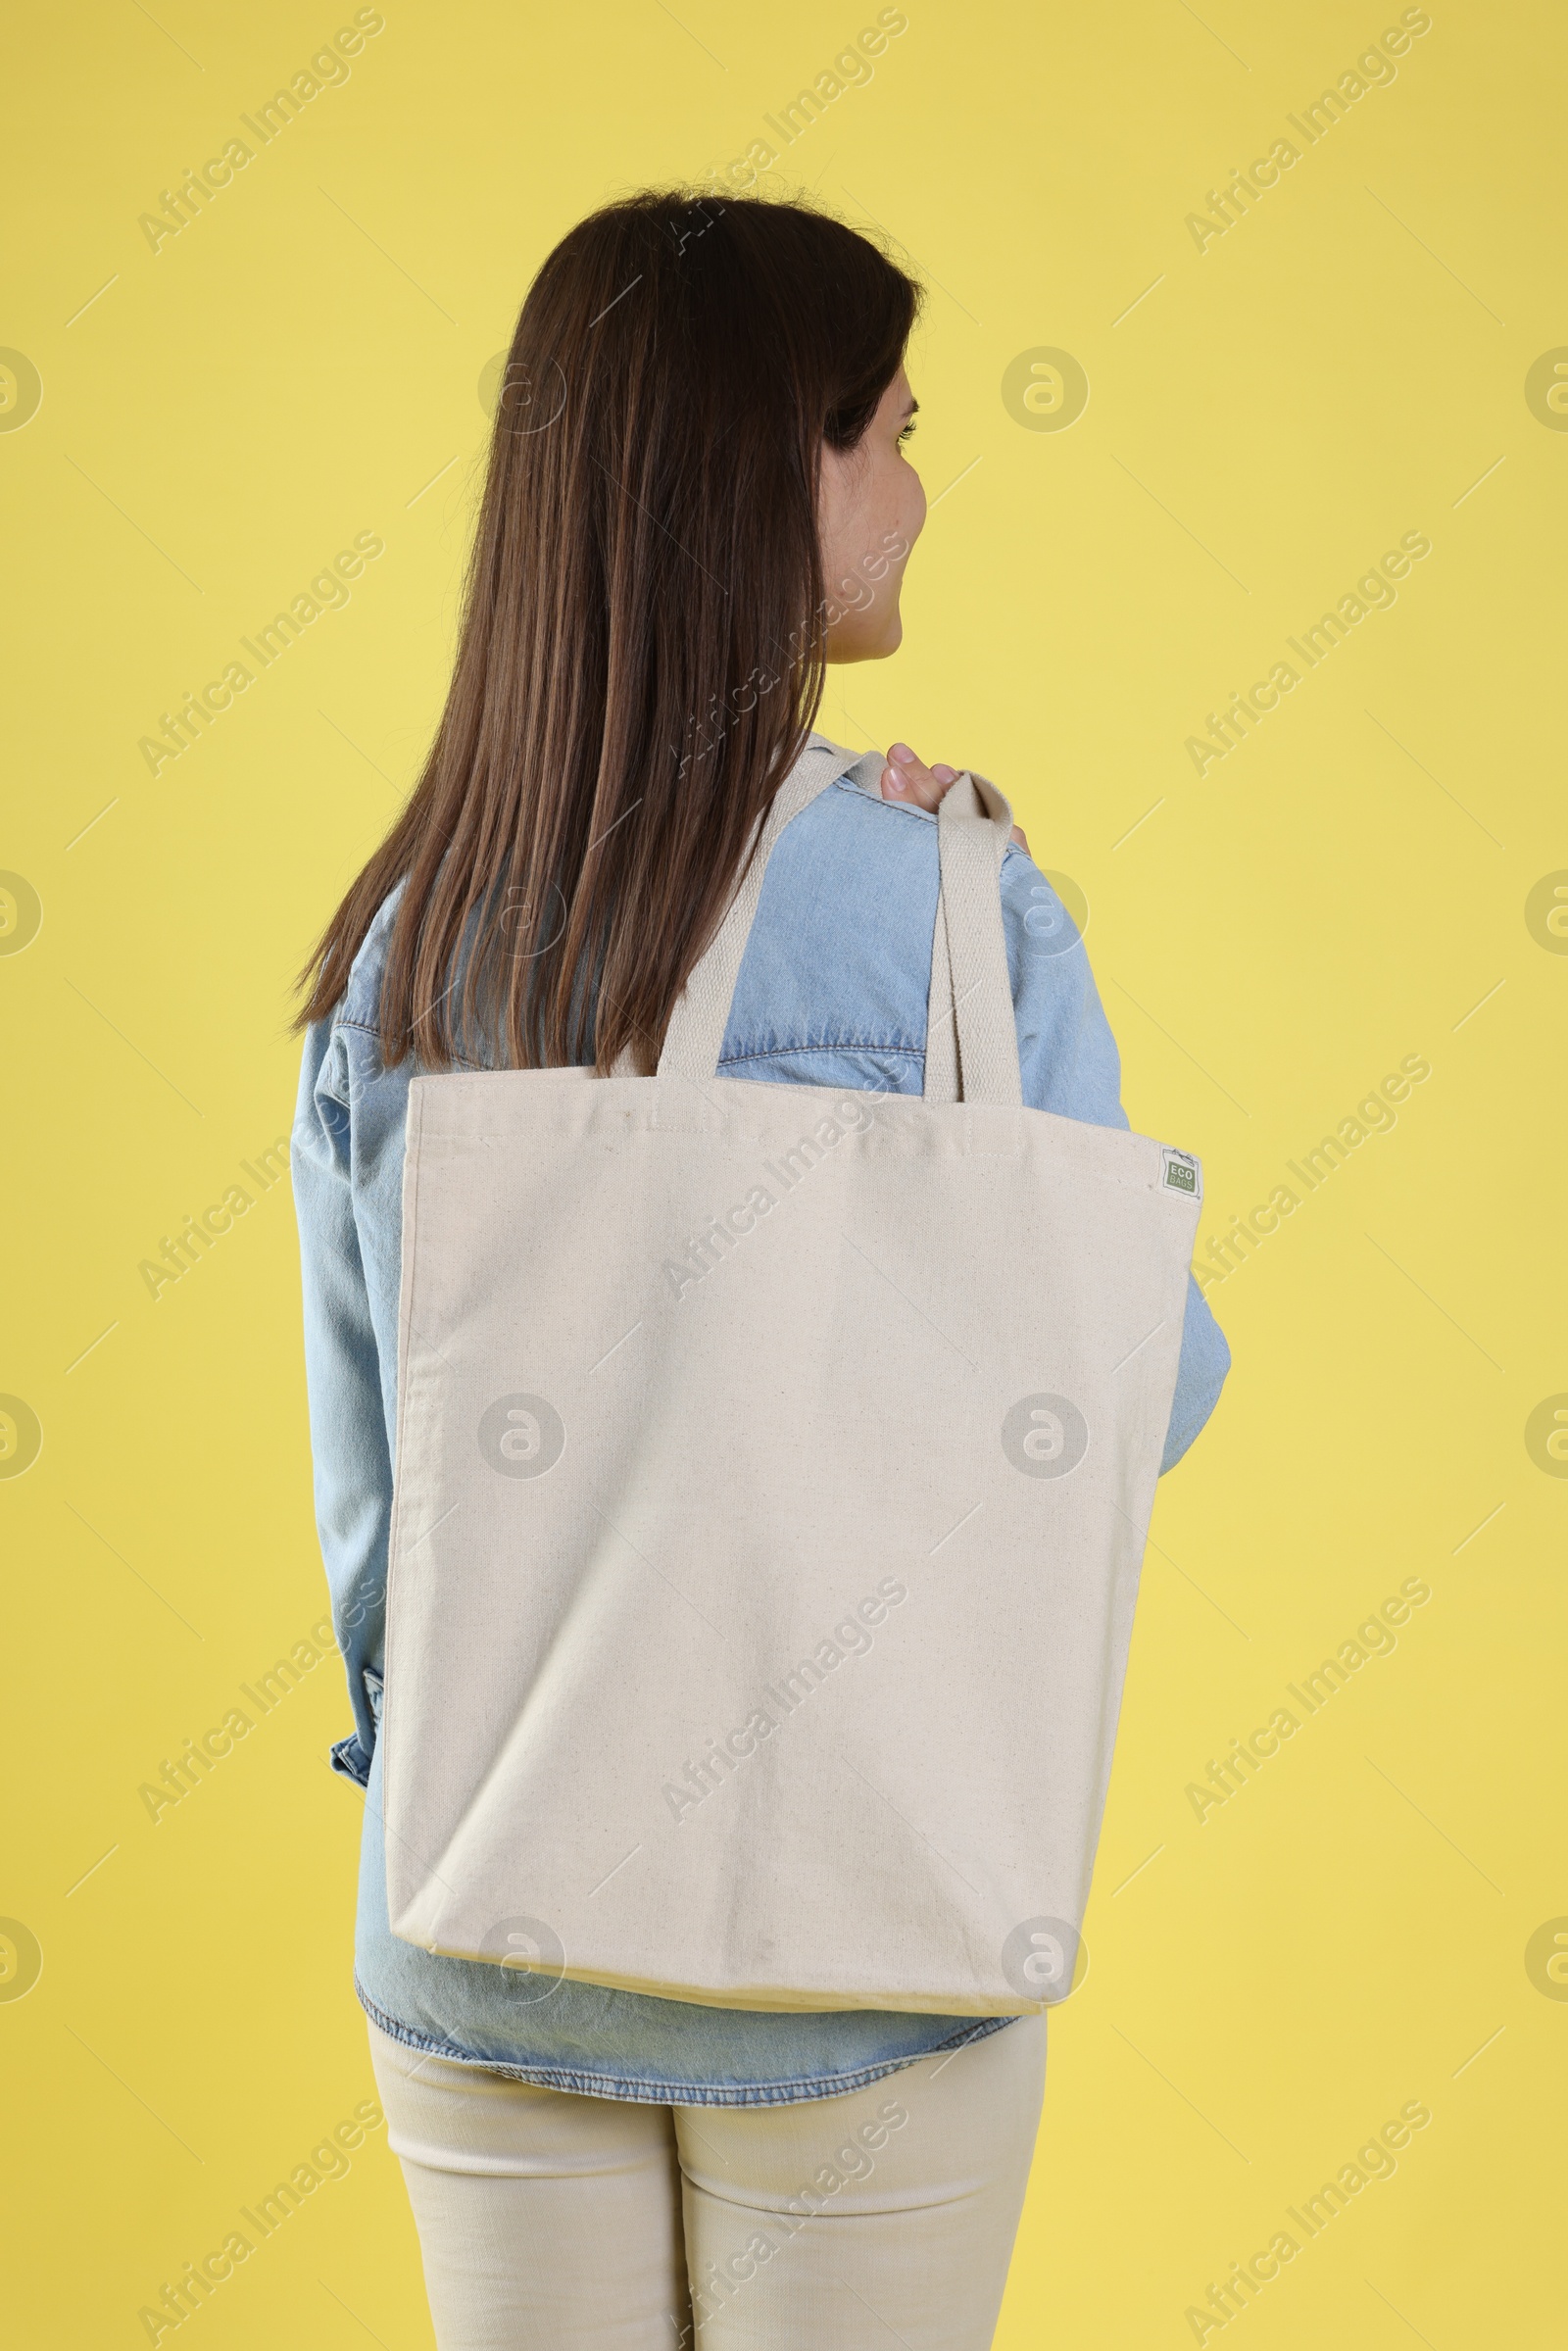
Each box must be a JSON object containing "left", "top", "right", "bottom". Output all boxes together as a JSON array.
[{"left": 368, "top": 2012, "right": 1046, "bottom": 2349}]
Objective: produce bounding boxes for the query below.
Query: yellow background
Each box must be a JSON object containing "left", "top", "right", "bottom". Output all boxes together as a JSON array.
[{"left": 4, "top": 1, "right": 1564, "bottom": 2342}]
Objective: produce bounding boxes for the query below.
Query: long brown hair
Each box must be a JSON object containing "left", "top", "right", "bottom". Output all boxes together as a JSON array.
[{"left": 295, "top": 188, "right": 921, "bottom": 1074}]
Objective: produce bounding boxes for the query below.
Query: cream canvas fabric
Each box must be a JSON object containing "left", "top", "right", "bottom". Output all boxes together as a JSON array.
[{"left": 382, "top": 734, "right": 1201, "bottom": 2016}]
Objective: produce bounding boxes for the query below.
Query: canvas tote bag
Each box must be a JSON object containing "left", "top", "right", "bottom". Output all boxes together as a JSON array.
[{"left": 382, "top": 732, "right": 1202, "bottom": 2016}]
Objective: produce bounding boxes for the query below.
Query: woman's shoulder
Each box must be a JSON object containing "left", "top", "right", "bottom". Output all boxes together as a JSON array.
[
  {"left": 790, "top": 762, "right": 1083, "bottom": 972},
  {"left": 730, "top": 755, "right": 1108, "bottom": 1099}
]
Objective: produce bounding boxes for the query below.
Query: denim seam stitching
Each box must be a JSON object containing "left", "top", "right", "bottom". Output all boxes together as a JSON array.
[
  {"left": 335, "top": 1017, "right": 484, "bottom": 1074},
  {"left": 355, "top": 1981, "right": 1015, "bottom": 2108},
  {"left": 833, "top": 776, "right": 934, "bottom": 828},
  {"left": 717, "top": 1044, "right": 925, "bottom": 1068},
  {"left": 832, "top": 776, "right": 1027, "bottom": 873}
]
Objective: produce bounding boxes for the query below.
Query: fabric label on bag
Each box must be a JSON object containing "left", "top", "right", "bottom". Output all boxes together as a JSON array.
[{"left": 1160, "top": 1147, "right": 1202, "bottom": 1200}]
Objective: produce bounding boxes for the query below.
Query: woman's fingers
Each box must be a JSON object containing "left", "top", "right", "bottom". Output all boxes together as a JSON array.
[
  {"left": 880, "top": 741, "right": 958, "bottom": 813},
  {"left": 880, "top": 741, "right": 1032, "bottom": 852}
]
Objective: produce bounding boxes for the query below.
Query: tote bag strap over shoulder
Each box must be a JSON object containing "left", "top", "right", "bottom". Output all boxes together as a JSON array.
[
  {"left": 924, "top": 765, "right": 1021, "bottom": 1109},
  {"left": 654, "top": 733, "right": 1023, "bottom": 1107}
]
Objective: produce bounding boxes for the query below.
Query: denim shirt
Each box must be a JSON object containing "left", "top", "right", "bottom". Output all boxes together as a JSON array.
[{"left": 292, "top": 741, "right": 1231, "bottom": 2105}]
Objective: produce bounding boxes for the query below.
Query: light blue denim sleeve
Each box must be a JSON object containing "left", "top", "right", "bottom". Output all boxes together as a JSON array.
[
  {"left": 291, "top": 1016, "right": 390, "bottom": 1781},
  {"left": 1001, "top": 849, "right": 1231, "bottom": 1473}
]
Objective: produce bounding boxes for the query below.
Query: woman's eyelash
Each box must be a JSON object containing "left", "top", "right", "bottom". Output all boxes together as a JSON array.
[{"left": 898, "top": 419, "right": 917, "bottom": 445}]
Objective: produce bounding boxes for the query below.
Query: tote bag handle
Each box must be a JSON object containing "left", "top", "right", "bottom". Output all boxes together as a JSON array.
[
  {"left": 923, "top": 765, "right": 1022, "bottom": 1109},
  {"left": 655, "top": 736, "right": 1021, "bottom": 1108}
]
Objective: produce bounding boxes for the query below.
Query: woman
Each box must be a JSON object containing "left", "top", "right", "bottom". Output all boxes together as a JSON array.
[{"left": 293, "top": 188, "right": 1229, "bottom": 2351}]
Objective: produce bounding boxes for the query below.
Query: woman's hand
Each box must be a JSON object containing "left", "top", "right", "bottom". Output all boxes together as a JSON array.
[{"left": 879, "top": 741, "right": 1030, "bottom": 852}]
